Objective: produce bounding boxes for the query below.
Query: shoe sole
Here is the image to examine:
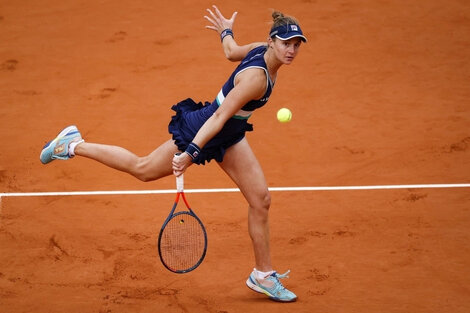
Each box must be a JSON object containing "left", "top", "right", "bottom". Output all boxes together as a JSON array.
[{"left": 40, "top": 125, "right": 78, "bottom": 164}]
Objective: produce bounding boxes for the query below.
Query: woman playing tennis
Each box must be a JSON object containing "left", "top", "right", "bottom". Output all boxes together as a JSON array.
[{"left": 40, "top": 5, "right": 307, "bottom": 302}]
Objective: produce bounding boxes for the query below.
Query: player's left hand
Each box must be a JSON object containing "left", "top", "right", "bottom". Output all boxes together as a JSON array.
[
  {"left": 204, "top": 5, "right": 237, "bottom": 34},
  {"left": 172, "top": 153, "right": 192, "bottom": 176}
]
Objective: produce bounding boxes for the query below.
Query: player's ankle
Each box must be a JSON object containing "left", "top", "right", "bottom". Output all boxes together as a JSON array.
[
  {"left": 69, "top": 139, "right": 84, "bottom": 157},
  {"left": 254, "top": 268, "right": 274, "bottom": 280}
]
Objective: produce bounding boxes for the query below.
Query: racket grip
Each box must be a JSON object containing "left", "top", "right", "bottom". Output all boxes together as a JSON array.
[
  {"left": 174, "top": 152, "right": 184, "bottom": 192},
  {"left": 176, "top": 174, "right": 184, "bottom": 192}
]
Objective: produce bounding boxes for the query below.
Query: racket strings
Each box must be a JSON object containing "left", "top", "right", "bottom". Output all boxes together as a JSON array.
[{"left": 160, "top": 213, "right": 206, "bottom": 272}]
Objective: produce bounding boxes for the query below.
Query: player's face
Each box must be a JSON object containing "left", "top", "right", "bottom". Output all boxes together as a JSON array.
[{"left": 272, "top": 37, "right": 302, "bottom": 64}]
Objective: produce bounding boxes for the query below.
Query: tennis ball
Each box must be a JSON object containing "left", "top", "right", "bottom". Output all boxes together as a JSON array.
[{"left": 277, "top": 108, "right": 292, "bottom": 123}]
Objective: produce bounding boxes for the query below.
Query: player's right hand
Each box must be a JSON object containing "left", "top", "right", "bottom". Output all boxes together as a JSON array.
[{"left": 172, "top": 152, "right": 192, "bottom": 177}]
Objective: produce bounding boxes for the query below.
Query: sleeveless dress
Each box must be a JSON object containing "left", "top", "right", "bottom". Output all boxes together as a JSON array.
[{"left": 168, "top": 45, "right": 274, "bottom": 165}]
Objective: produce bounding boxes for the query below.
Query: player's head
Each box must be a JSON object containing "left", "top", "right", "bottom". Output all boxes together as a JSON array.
[
  {"left": 269, "top": 11, "right": 307, "bottom": 43},
  {"left": 267, "top": 11, "right": 306, "bottom": 65}
]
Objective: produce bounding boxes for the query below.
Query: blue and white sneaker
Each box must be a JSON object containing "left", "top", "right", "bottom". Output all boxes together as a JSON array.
[
  {"left": 40, "top": 125, "right": 83, "bottom": 164},
  {"left": 246, "top": 270, "right": 297, "bottom": 302}
]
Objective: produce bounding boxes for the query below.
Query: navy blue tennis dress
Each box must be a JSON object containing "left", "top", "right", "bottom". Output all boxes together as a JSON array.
[{"left": 168, "top": 45, "right": 274, "bottom": 165}]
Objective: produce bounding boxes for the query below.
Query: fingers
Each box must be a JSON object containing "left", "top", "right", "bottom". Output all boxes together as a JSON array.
[
  {"left": 205, "top": 8, "right": 221, "bottom": 30},
  {"left": 173, "top": 169, "right": 183, "bottom": 177},
  {"left": 204, "top": 15, "right": 217, "bottom": 31},
  {"left": 212, "top": 5, "right": 237, "bottom": 24},
  {"left": 207, "top": 6, "right": 218, "bottom": 19},
  {"left": 212, "top": 5, "right": 223, "bottom": 18},
  {"left": 204, "top": 11, "right": 218, "bottom": 31},
  {"left": 229, "top": 11, "right": 238, "bottom": 23},
  {"left": 172, "top": 153, "right": 190, "bottom": 176},
  {"left": 172, "top": 156, "right": 183, "bottom": 171},
  {"left": 172, "top": 164, "right": 185, "bottom": 177},
  {"left": 204, "top": 15, "right": 215, "bottom": 25},
  {"left": 204, "top": 5, "right": 237, "bottom": 33}
]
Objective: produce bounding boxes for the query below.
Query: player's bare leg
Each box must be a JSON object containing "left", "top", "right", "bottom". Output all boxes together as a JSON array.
[
  {"left": 219, "top": 137, "right": 297, "bottom": 302},
  {"left": 74, "top": 139, "right": 180, "bottom": 181},
  {"left": 218, "top": 137, "right": 272, "bottom": 271}
]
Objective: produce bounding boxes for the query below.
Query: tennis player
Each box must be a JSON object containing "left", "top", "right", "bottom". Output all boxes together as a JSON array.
[{"left": 40, "top": 5, "right": 306, "bottom": 302}]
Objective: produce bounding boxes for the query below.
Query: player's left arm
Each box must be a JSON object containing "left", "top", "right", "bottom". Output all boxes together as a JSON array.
[{"left": 204, "top": 5, "right": 265, "bottom": 61}]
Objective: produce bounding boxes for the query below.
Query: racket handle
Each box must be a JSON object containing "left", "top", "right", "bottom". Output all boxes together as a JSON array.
[
  {"left": 174, "top": 152, "right": 184, "bottom": 192},
  {"left": 176, "top": 174, "right": 184, "bottom": 192}
]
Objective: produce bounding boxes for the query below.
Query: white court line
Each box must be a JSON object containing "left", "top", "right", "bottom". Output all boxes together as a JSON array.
[{"left": 0, "top": 183, "right": 469, "bottom": 197}]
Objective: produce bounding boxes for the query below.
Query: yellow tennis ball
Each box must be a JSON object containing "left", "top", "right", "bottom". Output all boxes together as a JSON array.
[{"left": 277, "top": 108, "right": 292, "bottom": 123}]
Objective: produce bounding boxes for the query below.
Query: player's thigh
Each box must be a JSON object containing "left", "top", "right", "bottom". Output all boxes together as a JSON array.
[
  {"left": 218, "top": 138, "right": 270, "bottom": 208},
  {"left": 141, "top": 139, "right": 181, "bottom": 180}
]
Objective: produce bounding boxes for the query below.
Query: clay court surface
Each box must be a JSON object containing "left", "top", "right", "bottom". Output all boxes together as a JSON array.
[{"left": 1, "top": 0, "right": 469, "bottom": 312}]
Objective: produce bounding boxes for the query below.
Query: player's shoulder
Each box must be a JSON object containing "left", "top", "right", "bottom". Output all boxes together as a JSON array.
[
  {"left": 235, "top": 66, "right": 267, "bottom": 88},
  {"left": 240, "top": 45, "right": 268, "bottom": 66},
  {"left": 237, "top": 43, "right": 266, "bottom": 61},
  {"left": 250, "top": 43, "right": 268, "bottom": 50},
  {"left": 246, "top": 43, "right": 268, "bottom": 56}
]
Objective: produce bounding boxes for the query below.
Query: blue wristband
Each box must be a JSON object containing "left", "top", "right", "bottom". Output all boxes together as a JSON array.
[
  {"left": 220, "top": 29, "right": 234, "bottom": 42},
  {"left": 185, "top": 142, "right": 201, "bottom": 160}
]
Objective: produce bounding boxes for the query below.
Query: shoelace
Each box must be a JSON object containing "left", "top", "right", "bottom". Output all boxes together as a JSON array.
[
  {"left": 274, "top": 270, "right": 290, "bottom": 279},
  {"left": 266, "top": 270, "right": 291, "bottom": 294}
]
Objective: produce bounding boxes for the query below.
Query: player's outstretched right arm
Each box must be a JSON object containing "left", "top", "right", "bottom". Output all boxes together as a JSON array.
[{"left": 204, "top": 5, "right": 265, "bottom": 62}]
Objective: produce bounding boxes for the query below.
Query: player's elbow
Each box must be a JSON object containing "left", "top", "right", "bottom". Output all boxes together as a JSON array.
[
  {"left": 223, "top": 45, "right": 244, "bottom": 62},
  {"left": 224, "top": 49, "right": 239, "bottom": 62},
  {"left": 211, "top": 110, "right": 230, "bottom": 130}
]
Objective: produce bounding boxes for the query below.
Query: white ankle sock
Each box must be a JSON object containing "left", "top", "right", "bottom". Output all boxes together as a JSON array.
[
  {"left": 254, "top": 268, "right": 274, "bottom": 280},
  {"left": 69, "top": 139, "right": 84, "bottom": 157}
]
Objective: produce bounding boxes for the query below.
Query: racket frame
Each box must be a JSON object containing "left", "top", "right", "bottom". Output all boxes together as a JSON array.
[{"left": 157, "top": 175, "right": 208, "bottom": 273}]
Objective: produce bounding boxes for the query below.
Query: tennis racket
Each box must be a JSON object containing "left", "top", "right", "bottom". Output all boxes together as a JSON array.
[{"left": 158, "top": 173, "right": 208, "bottom": 273}]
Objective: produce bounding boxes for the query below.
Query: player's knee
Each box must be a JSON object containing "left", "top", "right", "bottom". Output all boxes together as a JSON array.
[
  {"left": 254, "top": 190, "right": 271, "bottom": 212},
  {"left": 134, "top": 157, "right": 157, "bottom": 182},
  {"left": 137, "top": 173, "right": 155, "bottom": 182},
  {"left": 262, "top": 191, "right": 271, "bottom": 210},
  {"left": 134, "top": 170, "right": 153, "bottom": 182}
]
